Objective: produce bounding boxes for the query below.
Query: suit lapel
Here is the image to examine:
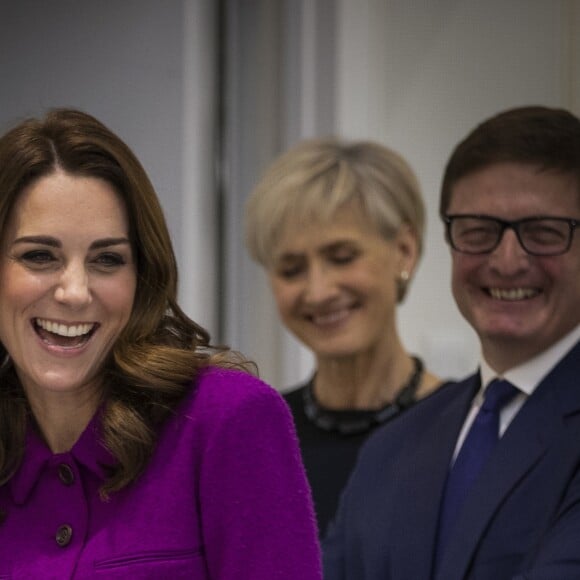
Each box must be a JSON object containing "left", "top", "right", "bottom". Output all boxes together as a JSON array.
[
  {"left": 393, "top": 377, "right": 480, "bottom": 580},
  {"left": 436, "top": 340, "right": 580, "bottom": 580},
  {"left": 436, "top": 396, "right": 549, "bottom": 580}
]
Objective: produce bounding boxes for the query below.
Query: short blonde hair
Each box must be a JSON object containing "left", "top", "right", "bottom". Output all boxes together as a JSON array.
[{"left": 245, "top": 138, "right": 425, "bottom": 268}]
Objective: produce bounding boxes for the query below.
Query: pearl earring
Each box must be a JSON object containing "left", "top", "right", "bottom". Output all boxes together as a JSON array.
[{"left": 396, "top": 270, "right": 411, "bottom": 302}]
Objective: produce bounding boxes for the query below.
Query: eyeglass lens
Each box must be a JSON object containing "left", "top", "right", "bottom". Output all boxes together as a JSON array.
[{"left": 449, "top": 217, "right": 572, "bottom": 255}]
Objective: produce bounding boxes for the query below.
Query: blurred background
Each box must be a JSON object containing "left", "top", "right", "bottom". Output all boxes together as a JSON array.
[{"left": 2, "top": 0, "right": 578, "bottom": 390}]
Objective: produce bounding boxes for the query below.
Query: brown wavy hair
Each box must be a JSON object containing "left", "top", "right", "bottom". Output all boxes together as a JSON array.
[{"left": 0, "top": 108, "right": 251, "bottom": 496}]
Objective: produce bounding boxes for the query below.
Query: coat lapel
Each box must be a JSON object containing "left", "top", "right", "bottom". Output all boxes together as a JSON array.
[
  {"left": 436, "top": 340, "right": 580, "bottom": 580},
  {"left": 392, "top": 376, "right": 480, "bottom": 580}
]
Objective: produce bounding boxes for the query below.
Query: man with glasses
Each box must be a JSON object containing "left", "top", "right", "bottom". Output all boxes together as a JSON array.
[{"left": 323, "top": 106, "right": 580, "bottom": 580}]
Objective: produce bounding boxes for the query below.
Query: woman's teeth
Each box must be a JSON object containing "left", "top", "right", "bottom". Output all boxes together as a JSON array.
[
  {"left": 35, "top": 318, "right": 94, "bottom": 337},
  {"left": 312, "top": 309, "right": 350, "bottom": 325}
]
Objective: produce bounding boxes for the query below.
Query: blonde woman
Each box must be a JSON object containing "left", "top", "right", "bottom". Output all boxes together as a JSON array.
[{"left": 246, "top": 138, "right": 443, "bottom": 537}]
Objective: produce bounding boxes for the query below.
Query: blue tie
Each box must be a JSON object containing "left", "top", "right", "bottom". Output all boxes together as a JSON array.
[{"left": 435, "top": 379, "right": 519, "bottom": 567}]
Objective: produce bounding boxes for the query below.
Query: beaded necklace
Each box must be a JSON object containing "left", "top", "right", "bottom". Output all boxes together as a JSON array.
[{"left": 303, "top": 357, "right": 424, "bottom": 435}]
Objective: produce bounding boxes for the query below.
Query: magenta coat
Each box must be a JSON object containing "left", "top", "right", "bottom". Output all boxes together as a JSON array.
[{"left": 0, "top": 367, "right": 321, "bottom": 578}]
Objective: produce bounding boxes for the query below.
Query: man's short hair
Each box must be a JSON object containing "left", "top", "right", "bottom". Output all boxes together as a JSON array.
[{"left": 440, "top": 106, "right": 580, "bottom": 216}]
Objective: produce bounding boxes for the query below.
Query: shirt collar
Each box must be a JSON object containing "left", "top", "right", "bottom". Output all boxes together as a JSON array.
[
  {"left": 9, "top": 408, "right": 115, "bottom": 505},
  {"left": 480, "top": 324, "right": 580, "bottom": 396}
]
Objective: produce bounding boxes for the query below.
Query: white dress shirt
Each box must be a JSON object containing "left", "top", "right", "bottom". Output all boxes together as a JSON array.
[{"left": 452, "top": 324, "right": 580, "bottom": 462}]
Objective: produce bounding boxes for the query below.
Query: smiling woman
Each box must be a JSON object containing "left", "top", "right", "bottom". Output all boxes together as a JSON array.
[
  {"left": 0, "top": 109, "right": 321, "bottom": 579},
  {"left": 245, "top": 139, "right": 445, "bottom": 537}
]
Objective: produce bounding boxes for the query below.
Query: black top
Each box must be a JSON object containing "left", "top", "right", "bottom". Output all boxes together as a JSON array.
[{"left": 284, "top": 362, "right": 424, "bottom": 538}]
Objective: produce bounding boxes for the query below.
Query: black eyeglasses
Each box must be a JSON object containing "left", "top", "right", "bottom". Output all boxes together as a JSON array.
[{"left": 444, "top": 214, "right": 580, "bottom": 256}]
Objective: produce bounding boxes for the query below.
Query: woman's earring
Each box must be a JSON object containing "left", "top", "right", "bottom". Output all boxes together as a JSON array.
[{"left": 396, "top": 270, "right": 411, "bottom": 302}]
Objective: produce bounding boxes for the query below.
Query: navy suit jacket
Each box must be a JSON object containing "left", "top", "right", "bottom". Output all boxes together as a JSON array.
[{"left": 323, "top": 340, "right": 580, "bottom": 580}]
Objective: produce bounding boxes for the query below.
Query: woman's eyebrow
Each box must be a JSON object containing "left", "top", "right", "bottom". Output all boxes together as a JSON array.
[
  {"left": 12, "top": 235, "right": 60, "bottom": 247},
  {"left": 90, "top": 237, "right": 131, "bottom": 250},
  {"left": 11, "top": 236, "right": 131, "bottom": 249}
]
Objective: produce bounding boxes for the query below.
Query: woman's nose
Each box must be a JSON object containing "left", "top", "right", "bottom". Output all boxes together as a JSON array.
[
  {"left": 54, "top": 263, "right": 92, "bottom": 307},
  {"left": 303, "top": 265, "right": 339, "bottom": 303}
]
